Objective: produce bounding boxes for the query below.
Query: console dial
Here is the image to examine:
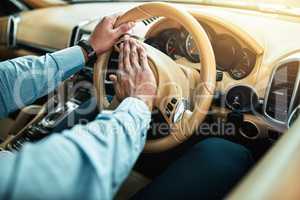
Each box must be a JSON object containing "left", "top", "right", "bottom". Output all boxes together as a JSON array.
[{"left": 226, "top": 85, "right": 259, "bottom": 112}]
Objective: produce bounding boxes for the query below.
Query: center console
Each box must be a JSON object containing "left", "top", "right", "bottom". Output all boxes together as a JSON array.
[{"left": 1, "top": 66, "right": 98, "bottom": 151}]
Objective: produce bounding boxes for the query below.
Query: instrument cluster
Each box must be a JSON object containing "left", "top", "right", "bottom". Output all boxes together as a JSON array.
[{"left": 145, "top": 24, "right": 257, "bottom": 80}]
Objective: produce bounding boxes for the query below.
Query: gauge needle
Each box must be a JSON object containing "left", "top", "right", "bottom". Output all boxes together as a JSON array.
[
  {"left": 169, "top": 47, "right": 176, "bottom": 54},
  {"left": 191, "top": 46, "right": 197, "bottom": 54}
]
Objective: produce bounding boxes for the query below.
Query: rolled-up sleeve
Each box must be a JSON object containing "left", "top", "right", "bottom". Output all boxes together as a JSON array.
[
  {"left": 0, "top": 46, "right": 85, "bottom": 119},
  {"left": 0, "top": 97, "right": 151, "bottom": 200}
]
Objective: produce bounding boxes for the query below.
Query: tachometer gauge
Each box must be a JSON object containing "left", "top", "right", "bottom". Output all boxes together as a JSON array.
[
  {"left": 158, "top": 29, "right": 181, "bottom": 60},
  {"left": 165, "top": 34, "right": 178, "bottom": 59},
  {"left": 185, "top": 34, "right": 200, "bottom": 63}
]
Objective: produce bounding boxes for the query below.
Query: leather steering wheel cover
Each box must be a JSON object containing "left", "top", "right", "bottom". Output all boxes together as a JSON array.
[{"left": 94, "top": 2, "right": 216, "bottom": 153}]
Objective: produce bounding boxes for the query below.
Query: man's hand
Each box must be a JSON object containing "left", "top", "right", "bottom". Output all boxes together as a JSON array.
[
  {"left": 109, "top": 38, "right": 157, "bottom": 111},
  {"left": 89, "top": 15, "right": 135, "bottom": 55}
]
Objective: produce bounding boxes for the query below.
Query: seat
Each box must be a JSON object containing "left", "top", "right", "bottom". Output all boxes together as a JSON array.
[
  {"left": 228, "top": 116, "right": 300, "bottom": 199},
  {"left": 115, "top": 171, "right": 151, "bottom": 200}
]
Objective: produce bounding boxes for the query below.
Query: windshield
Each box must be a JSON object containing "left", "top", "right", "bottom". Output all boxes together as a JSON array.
[{"left": 67, "top": 0, "right": 300, "bottom": 16}]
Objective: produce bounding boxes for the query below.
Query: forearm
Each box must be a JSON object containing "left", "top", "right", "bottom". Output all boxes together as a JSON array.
[
  {"left": 0, "top": 97, "right": 151, "bottom": 200},
  {"left": 0, "top": 46, "right": 85, "bottom": 119}
]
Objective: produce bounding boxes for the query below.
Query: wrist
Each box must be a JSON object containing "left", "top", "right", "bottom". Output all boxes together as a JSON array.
[
  {"left": 80, "top": 47, "right": 88, "bottom": 63},
  {"left": 89, "top": 38, "right": 103, "bottom": 55},
  {"left": 133, "top": 95, "right": 154, "bottom": 111},
  {"left": 76, "top": 40, "right": 97, "bottom": 66}
]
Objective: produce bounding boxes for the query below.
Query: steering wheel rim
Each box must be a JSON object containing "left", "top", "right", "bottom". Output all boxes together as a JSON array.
[{"left": 94, "top": 2, "right": 216, "bottom": 153}]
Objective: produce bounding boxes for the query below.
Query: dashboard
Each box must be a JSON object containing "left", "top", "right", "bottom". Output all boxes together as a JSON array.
[{"left": 145, "top": 24, "right": 257, "bottom": 80}]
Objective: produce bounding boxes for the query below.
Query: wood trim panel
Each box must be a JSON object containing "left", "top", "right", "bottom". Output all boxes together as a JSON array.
[
  {"left": 0, "top": 17, "right": 9, "bottom": 47},
  {"left": 23, "top": 0, "right": 66, "bottom": 8}
]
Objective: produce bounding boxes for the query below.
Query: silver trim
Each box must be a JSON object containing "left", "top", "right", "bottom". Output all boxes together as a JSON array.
[
  {"left": 9, "top": 15, "right": 20, "bottom": 48},
  {"left": 289, "top": 63, "right": 300, "bottom": 114},
  {"left": 173, "top": 100, "right": 186, "bottom": 123},
  {"left": 2, "top": 15, "right": 19, "bottom": 48},
  {"left": 263, "top": 58, "right": 300, "bottom": 125},
  {"left": 239, "top": 120, "right": 260, "bottom": 140},
  {"left": 288, "top": 105, "right": 300, "bottom": 128},
  {"left": 40, "top": 101, "right": 79, "bottom": 129},
  {"left": 9, "top": 0, "right": 29, "bottom": 11},
  {"left": 68, "top": 18, "right": 97, "bottom": 47}
]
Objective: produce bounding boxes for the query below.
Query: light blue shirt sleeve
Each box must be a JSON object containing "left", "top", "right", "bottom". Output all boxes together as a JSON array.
[
  {"left": 0, "top": 97, "right": 151, "bottom": 200},
  {"left": 0, "top": 46, "right": 85, "bottom": 119}
]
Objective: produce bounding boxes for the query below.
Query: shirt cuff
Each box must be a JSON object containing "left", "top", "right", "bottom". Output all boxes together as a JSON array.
[
  {"left": 115, "top": 97, "right": 151, "bottom": 116},
  {"left": 110, "top": 97, "right": 152, "bottom": 128},
  {"left": 50, "top": 46, "right": 85, "bottom": 80}
]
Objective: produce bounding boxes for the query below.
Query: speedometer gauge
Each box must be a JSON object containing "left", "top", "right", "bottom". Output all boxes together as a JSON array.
[
  {"left": 179, "top": 24, "right": 215, "bottom": 63},
  {"left": 185, "top": 34, "right": 200, "bottom": 63}
]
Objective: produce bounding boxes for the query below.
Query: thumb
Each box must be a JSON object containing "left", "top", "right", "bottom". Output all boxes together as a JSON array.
[
  {"left": 109, "top": 74, "right": 118, "bottom": 83},
  {"left": 114, "top": 22, "right": 135, "bottom": 37},
  {"left": 109, "top": 74, "right": 123, "bottom": 100},
  {"left": 109, "top": 74, "right": 118, "bottom": 93}
]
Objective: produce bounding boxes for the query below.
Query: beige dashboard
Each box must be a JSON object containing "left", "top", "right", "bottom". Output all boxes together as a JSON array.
[{"left": 13, "top": 2, "right": 300, "bottom": 92}]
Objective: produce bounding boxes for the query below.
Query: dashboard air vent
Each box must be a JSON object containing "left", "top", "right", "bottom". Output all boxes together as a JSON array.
[
  {"left": 265, "top": 61, "right": 300, "bottom": 123},
  {"left": 142, "top": 17, "right": 159, "bottom": 26},
  {"left": 104, "top": 50, "right": 119, "bottom": 99}
]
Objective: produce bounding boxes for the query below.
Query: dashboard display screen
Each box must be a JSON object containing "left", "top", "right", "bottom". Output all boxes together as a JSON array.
[{"left": 266, "top": 61, "right": 299, "bottom": 122}]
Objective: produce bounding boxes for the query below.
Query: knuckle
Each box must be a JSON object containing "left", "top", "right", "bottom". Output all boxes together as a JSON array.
[
  {"left": 102, "top": 16, "right": 109, "bottom": 21},
  {"left": 141, "top": 54, "right": 146, "bottom": 60},
  {"left": 131, "top": 51, "right": 137, "bottom": 57},
  {"left": 124, "top": 62, "right": 131, "bottom": 69},
  {"left": 134, "top": 62, "right": 141, "bottom": 68},
  {"left": 120, "top": 25, "right": 128, "bottom": 32},
  {"left": 140, "top": 46, "right": 146, "bottom": 52}
]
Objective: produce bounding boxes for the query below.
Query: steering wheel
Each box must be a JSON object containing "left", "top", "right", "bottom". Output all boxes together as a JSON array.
[{"left": 94, "top": 2, "right": 216, "bottom": 153}]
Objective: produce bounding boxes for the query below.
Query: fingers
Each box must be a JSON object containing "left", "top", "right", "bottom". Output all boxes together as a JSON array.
[
  {"left": 137, "top": 43, "right": 148, "bottom": 70},
  {"left": 119, "top": 38, "right": 148, "bottom": 71},
  {"left": 102, "top": 13, "right": 120, "bottom": 25},
  {"left": 129, "top": 39, "right": 141, "bottom": 71},
  {"left": 118, "top": 43, "right": 124, "bottom": 70},
  {"left": 101, "top": 16, "right": 114, "bottom": 28},
  {"left": 101, "top": 15, "right": 135, "bottom": 39},
  {"left": 119, "top": 37, "right": 148, "bottom": 76},
  {"left": 114, "top": 22, "right": 135, "bottom": 38},
  {"left": 109, "top": 13, "right": 120, "bottom": 25},
  {"left": 123, "top": 39, "right": 132, "bottom": 74},
  {"left": 115, "top": 37, "right": 156, "bottom": 107}
]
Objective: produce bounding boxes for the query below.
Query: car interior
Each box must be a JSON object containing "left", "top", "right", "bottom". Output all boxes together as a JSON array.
[{"left": 0, "top": 0, "right": 300, "bottom": 199}]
